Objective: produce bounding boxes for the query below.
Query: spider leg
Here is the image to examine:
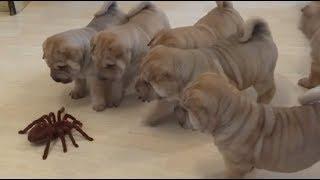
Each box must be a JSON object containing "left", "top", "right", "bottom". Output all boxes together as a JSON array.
[
  {"left": 49, "top": 112, "right": 56, "bottom": 123},
  {"left": 57, "top": 107, "right": 65, "bottom": 122},
  {"left": 57, "top": 129, "right": 67, "bottom": 153},
  {"left": 18, "top": 115, "right": 46, "bottom": 134},
  {"left": 42, "top": 134, "right": 53, "bottom": 160},
  {"left": 68, "top": 123, "right": 93, "bottom": 141},
  {"left": 62, "top": 126, "right": 79, "bottom": 148},
  {"left": 63, "top": 113, "right": 83, "bottom": 127},
  {"left": 44, "top": 114, "right": 53, "bottom": 125},
  {"left": 68, "top": 131, "right": 79, "bottom": 148}
]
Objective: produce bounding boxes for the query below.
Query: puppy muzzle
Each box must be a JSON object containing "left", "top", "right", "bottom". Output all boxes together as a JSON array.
[{"left": 50, "top": 72, "right": 72, "bottom": 84}]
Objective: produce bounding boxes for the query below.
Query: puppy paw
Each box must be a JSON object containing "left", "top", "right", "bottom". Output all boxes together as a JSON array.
[
  {"left": 92, "top": 104, "right": 106, "bottom": 112},
  {"left": 69, "top": 90, "right": 86, "bottom": 99},
  {"left": 298, "top": 77, "right": 314, "bottom": 89}
]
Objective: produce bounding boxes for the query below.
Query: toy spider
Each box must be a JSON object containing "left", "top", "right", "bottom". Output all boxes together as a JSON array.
[{"left": 18, "top": 107, "right": 94, "bottom": 160}]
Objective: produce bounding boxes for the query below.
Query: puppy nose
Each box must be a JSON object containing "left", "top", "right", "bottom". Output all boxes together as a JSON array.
[{"left": 51, "top": 75, "right": 61, "bottom": 82}]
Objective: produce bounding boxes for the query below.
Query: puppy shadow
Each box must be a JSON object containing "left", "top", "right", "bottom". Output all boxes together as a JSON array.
[
  {"left": 58, "top": 88, "right": 92, "bottom": 109},
  {"left": 118, "top": 93, "right": 146, "bottom": 109},
  {"left": 144, "top": 112, "right": 184, "bottom": 131}
]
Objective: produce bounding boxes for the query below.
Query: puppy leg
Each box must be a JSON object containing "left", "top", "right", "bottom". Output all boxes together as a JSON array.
[
  {"left": 70, "top": 78, "right": 87, "bottom": 99},
  {"left": 174, "top": 105, "right": 189, "bottom": 128},
  {"left": 254, "top": 78, "right": 276, "bottom": 104},
  {"left": 224, "top": 158, "right": 253, "bottom": 179},
  {"left": 143, "top": 99, "right": 175, "bottom": 126},
  {"left": 298, "top": 59, "right": 320, "bottom": 89},
  {"left": 90, "top": 78, "right": 109, "bottom": 112},
  {"left": 106, "top": 80, "right": 124, "bottom": 108}
]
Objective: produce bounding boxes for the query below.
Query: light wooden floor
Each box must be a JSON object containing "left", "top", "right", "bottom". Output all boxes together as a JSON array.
[{"left": 0, "top": 1, "right": 318, "bottom": 178}]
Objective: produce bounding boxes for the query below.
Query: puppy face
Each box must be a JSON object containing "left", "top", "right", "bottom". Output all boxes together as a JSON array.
[
  {"left": 299, "top": 2, "right": 320, "bottom": 39},
  {"left": 42, "top": 36, "right": 84, "bottom": 84},
  {"left": 135, "top": 76, "right": 159, "bottom": 102},
  {"left": 181, "top": 87, "right": 212, "bottom": 131},
  {"left": 91, "top": 32, "right": 131, "bottom": 81},
  {"left": 140, "top": 48, "right": 182, "bottom": 100},
  {"left": 180, "top": 73, "right": 236, "bottom": 132}
]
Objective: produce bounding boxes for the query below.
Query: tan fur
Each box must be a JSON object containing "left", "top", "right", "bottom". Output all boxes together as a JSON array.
[
  {"left": 139, "top": 18, "right": 278, "bottom": 126},
  {"left": 148, "top": 1, "right": 244, "bottom": 49},
  {"left": 42, "top": 2, "right": 127, "bottom": 100},
  {"left": 90, "top": 1, "right": 170, "bottom": 111},
  {"left": 298, "top": 2, "right": 320, "bottom": 89},
  {"left": 299, "top": 85, "right": 320, "bottom": 105},
  {"left": 181, "top": 72, "right": 320, "bottom": 178}
]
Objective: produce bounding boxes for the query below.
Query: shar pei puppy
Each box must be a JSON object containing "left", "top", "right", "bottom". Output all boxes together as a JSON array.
[
  {"left": 90, "top": 1, "right": 170, "bottom": 111},
  {"left": 42, "top": 1, "right": 127, "bottom": 100},
  {"left": 180, "top": 72, "right": 320, "bottom": 178},
  {"left": 298, "top": 1, "right": 320, "bottom": 89},
  {"left": 135, "top": 1, "right": 244, "bottom": 101},
  {"left": 139, "top": 18, "right": 278, "bottom": 126}
]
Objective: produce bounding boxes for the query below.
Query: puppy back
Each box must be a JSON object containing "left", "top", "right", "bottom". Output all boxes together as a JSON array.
[
  {"left": 127, "top": 1, "right": 156, "bottom": 18},
  {"left": 238, "top": 17, "right": 272, "bottom": 43}
]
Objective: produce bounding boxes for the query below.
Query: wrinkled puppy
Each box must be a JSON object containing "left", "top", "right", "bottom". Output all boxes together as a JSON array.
[
  {"left": 136, "top": 1, "right": 243, "bottom": 102},
  {"left": 90, "top": 2, "right": 170, "bottom": 111},
  {"left": 181, "top": 72, "right": 320, "bottom": 178},
  {"left": 42, "top": 2, "right": 127, "bottom": 99},
  {"left": 140, "top": 18, "right": 278, "bottom": 126},
  {"left": 298, "top": 2, "right": 320, "bottom": 89},
  {"left": 148, "top": 1, "right": 243, "bottom": 49}
]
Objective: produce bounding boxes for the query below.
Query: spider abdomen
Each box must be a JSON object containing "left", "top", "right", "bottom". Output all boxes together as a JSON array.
[{"left": 28, "top": 123, "right": 51, "bottom": 144}]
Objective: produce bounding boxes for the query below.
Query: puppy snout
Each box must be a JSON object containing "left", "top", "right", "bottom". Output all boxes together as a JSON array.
[
  {"left": 50, "top": 73, "right": 72, "bottom": 84},
  {"left": 50, "top": 73, "right": 61, "bottom": 82},
  {"left": 51, "top": 75, "right": 61, "bottom": 82}
]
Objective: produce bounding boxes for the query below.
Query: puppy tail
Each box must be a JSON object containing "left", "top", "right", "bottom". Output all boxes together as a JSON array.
[
  {"left": 127, "top": 1, "right": 156, "bottom": 18},
  {"left": 298, "top": 86, "right": 320, "bottom": 105},
  {"left": 94, "top": 1, "right": 118, "bottom": 17},
  {"left": 216, "top": 1, "right": 233, "bottom": 9},
  {"left": 238, "top": 17, "right": 271, "bottom": 43}
]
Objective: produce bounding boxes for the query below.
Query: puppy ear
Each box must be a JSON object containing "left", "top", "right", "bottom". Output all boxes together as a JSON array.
[
  {"left": 148, "top": 29, "right": 168, "bottom": 47},
  {"left": 94, "top": 1, "right": 118, "bottom": 17},
  {"left": 216, "top": 1, "right": 233, "bottom": 9}
]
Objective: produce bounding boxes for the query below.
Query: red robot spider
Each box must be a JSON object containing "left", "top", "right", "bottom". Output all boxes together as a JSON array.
[{"left": 18, "top": 107, "right": 94, "bottom": 160}]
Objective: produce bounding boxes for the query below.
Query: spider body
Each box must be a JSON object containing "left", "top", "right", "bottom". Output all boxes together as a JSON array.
[{"left": 19, "top": 107, "right": 93, "bottom": 160}]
